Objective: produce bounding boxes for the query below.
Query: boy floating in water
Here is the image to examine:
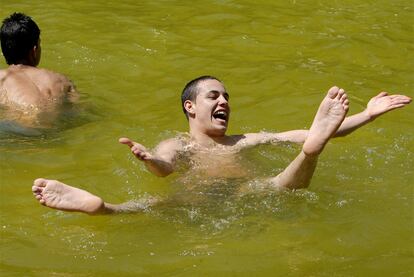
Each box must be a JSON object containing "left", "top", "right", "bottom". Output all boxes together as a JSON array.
[
  {"left": 0, "top": 13, "right": 78, "bottom": 129},
  {"left": 32, "top": 76, "right": 411, "bottom": 214}
]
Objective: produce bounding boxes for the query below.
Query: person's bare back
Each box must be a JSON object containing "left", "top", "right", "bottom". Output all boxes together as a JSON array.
[
  {"left": 0, "top": 65, "right": 76, "bottom": 107},
  {"left": 0, "top": 65, "right": 77, "bottom": 127},
  {"left": 0, "top": 13, "right": 78, "bottom": 129}
]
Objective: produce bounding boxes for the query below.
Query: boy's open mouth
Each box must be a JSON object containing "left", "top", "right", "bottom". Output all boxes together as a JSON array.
[{"left": 213, "top": 110, "right": 228, "bottom": 121}]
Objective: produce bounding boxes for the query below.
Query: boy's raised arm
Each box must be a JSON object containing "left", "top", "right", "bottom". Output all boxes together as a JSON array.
[
  {"left": 241, "top": 92, "right": 411, "bottom": 146},
  {"left": 334, "top": 92, "right": 411, "bottom": 137}
]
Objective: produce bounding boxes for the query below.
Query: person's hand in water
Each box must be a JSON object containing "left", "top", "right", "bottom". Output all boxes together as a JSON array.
[
  {"left": 119, "top": 137, "right": 153, "bottom": 161},
  {"left": 365, "top": 92, "right": 411, "bottom": 120}
]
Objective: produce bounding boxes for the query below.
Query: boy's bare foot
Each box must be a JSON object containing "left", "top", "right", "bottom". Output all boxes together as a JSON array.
[
  {"left": 303, "top": 86, "right": 349, "bottom": 156},
  {"left": 32, "top": 178, "right": 104, "bottom": 214}
]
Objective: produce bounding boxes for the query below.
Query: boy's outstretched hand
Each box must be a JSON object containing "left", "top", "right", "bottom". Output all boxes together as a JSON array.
[
  {"left": 119, "top": 137, "right": 153, "bottom": 161},
  {"left": 366, "top": 92, "right": 411, "bottom": 120}
]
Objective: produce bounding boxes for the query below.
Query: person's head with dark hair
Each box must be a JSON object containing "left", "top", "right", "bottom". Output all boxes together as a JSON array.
[
  {"left": 0, "top": 12, "right": 41, "bottom": 66},
  {"left": 181, "top": 75, "right": 222, "bottom": 119},
  {"left": 181, "top": 75, "right": 230, "bottom": 137}
]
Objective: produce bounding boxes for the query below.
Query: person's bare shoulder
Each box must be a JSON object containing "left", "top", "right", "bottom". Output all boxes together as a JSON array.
[
  {"left": 155, "top": 136, "right": 187, "bottom": 153},
  {"left": 0, "top": 69, "right": 7, "bottom": 104},
  {"left": 231, "top": 132, "right": 268, "bottom": 147},
  {"left": 0, "top": 66, "right": 41, "bottom": 106},
  {"left": 37, "top": 68, "right": 76, "bottom": 91},
  {"left": 0, "top": 68, "right": 7, "bottom": 80},
  {"left": 151, "top": 135, "right": 189, "bottom": 165},
  {"left": 26, "top": 68, "right": 78, "bottom": 103},
  {"left": 0, "top": 69, "right": 7, "bottom": 94},
  {"left": 0, "top": 67, "right": 17, "bottom": 87}
]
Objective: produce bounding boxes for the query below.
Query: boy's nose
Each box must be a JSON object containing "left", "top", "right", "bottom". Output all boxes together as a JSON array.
[{"left": 218, "top": 95, "right": 228, "bottom": 105}]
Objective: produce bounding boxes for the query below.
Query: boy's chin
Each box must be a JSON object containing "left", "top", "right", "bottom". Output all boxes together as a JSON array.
[{"left": 208, "top": 127, "right": 227, "bottom": 137}]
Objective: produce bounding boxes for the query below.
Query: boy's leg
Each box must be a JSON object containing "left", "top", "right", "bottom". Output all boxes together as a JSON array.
[
  {"left": 270, "top": 86, "right": 349, "bottom": 189},
  {"left": 32, "top": 178, "right": 157, "bottom": 215}
]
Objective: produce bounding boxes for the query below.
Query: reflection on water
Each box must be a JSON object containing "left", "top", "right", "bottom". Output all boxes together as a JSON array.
[{"left": 0, "top": 120, "right": 44, "bottom": 137}]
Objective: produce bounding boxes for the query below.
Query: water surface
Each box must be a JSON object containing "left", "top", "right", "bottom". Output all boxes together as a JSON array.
[{"left": 1, "top": 1, "right": 413, "bottom": 276}]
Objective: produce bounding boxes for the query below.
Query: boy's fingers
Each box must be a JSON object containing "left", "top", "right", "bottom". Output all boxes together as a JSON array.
[
  {"left": 390, "top": 103, "right": 406, "bottom": 109},
  {"left": 119, "top": 137, "right": 134, "bottom": 147},
  {"left": 132, "top": 144, "right": 145, "bottom": 152},
  {"left": 120, "top": 137, "right": 151, "bottom": 161},
  {"left": 395, "top": 95, "right": 411, "bottom": 102},
  {"left": 391, "top": 96, "right": 411, "bottom": 104}
]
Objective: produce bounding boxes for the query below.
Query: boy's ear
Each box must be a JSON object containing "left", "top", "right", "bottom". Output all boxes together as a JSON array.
[
  {"left": 184, "top": 100, "right": 195, "bottom": 116},
  {"left": 30, "top": 45, "right": 41, "bottom": 66}
]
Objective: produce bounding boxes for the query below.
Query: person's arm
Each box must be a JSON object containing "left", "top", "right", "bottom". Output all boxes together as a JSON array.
[
  {"left": 119, "top": 137, "right": 182, "bottom": 177},
  {"left": 334, "top": 92, "right": 411, "bottom": 137},
  {"left": 65, "top": 79, "right": 79, "bottom": 103},
  {"left": 241, "top": 130, "right": 308, "bottom": 147},
  {"left": 242, "top": 92, "right": 411, "bottom": 146},
  {"left": 55, "top": 73, "right": 79, "bottom": 103}
]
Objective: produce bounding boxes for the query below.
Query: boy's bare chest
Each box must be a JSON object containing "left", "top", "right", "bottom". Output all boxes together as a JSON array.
[{"left": 188, "top": 148, "right": 248, "bottom": 178}]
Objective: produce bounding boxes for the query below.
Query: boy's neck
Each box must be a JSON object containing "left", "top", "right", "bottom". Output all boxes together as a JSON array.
[{"left": 10, "top": 61, "right": 37, "bottom": 67}]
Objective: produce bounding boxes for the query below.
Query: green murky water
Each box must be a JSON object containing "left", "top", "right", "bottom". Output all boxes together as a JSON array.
[{"left": 1, "top": 1, "right": 413, "bottom": 276}]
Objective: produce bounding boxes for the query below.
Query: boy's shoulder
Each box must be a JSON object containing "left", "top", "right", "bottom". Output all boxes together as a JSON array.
[{"left": 156, "top": 133, "right": 190, "bottom": 151}]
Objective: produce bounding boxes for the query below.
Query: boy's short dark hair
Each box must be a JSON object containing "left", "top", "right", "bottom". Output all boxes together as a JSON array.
[
  {"left": 0, "top": 12, "right": 40, "bottom": 65},
  {"left": 181, "top": 75, "right": 221, "bottom": 119}
]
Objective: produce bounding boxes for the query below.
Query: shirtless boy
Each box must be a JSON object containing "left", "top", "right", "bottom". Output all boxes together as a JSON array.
[
  {"left": 0, "top": 13, "right": 78, "bottom": 128},
  {"left": 32, "top": 76, "right": 411, "bottom": 214}
]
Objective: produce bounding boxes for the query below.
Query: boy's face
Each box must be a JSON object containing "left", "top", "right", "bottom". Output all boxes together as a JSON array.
[{"left": 191, "top": 79, "right": 230, "bottom": 136}]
